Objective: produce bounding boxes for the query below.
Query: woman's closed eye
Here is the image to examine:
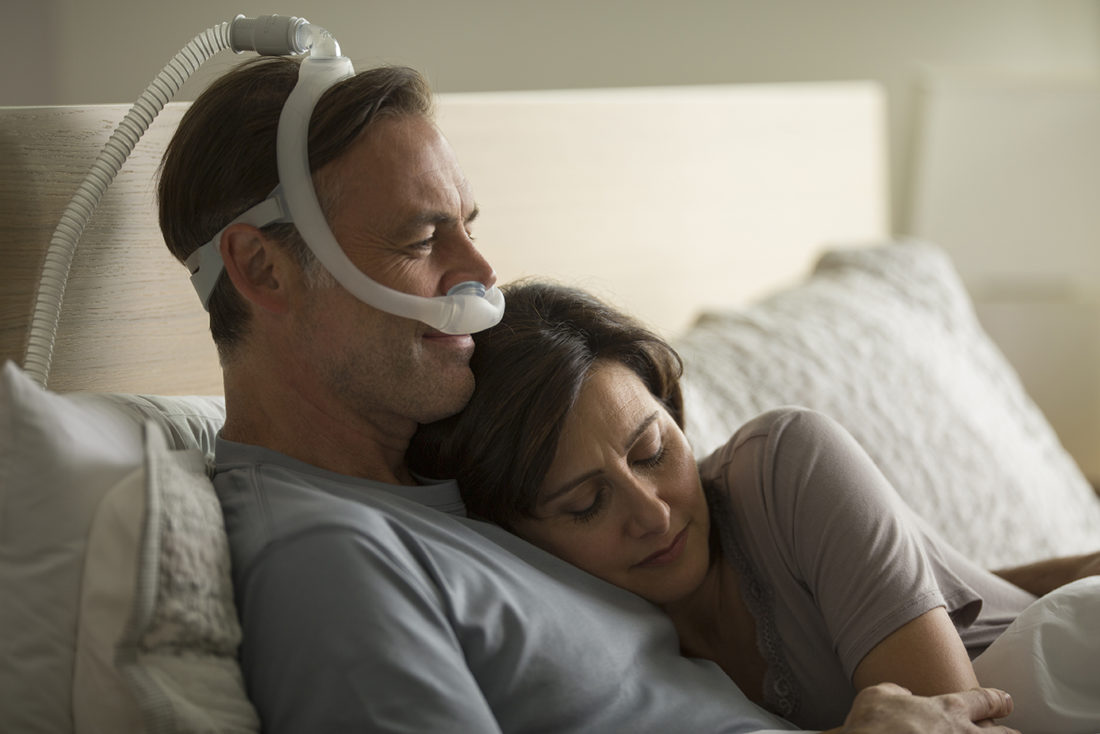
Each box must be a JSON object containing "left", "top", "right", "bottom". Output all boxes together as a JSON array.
[
  {"left": 565, "top": 448, "right": 665, "bottom": 525},
  {"left": 634, "top": 444, "right": 666, "bottom": 470},
  {"left": 631, "top": 426, "right": 667, "bottom": 470},
  {"left": 568, "top": 486, "right": 608, "bottom": 524}
]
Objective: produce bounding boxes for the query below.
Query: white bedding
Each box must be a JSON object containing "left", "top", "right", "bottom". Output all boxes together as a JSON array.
[{"left": 974, "top": 577, "right": 1100, "bottom": 733}]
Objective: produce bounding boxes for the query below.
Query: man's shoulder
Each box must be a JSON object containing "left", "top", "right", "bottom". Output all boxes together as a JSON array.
[
  {"left": 216, "top": 456, "right": 410, "bottom": 518},
  {"left": 213, "top": 457, "right": 475, "bottom": 573}
]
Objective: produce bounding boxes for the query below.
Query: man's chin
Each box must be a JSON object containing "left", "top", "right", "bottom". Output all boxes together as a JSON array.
[{"left": 415, "top": 372, "right": 475, "bottom": 424}]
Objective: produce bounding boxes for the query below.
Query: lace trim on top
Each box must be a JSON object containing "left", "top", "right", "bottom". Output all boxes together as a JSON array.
[{"left": 708, "top": 483, "right": 801, "bottom": 721}]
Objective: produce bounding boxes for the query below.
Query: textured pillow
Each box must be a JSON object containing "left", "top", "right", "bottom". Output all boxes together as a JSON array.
[
  {"left": 674, "top": 241, "right": 1100, "bottom": 569},
  {"left": 0, "top": 361, "right": 228, "bottom": 734},
  {"left": 73, "top": 422, "right": 258, "bottom": 734}
]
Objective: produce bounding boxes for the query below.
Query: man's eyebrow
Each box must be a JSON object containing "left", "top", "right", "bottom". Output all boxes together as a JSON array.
[
  {"left": 539, "top": 411, "right": 660, "bottom": 507},
  {"left": 391, "top": 206, "right": 479, "bottom": 242},
  {"left": 409, "top": 205, "right": 479, "bottom": 229}
]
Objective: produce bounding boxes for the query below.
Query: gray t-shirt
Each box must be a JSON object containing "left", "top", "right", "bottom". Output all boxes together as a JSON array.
[
  {"left": 214, "top": 437, "right": 796, "bottom": 733},
  {"left": 697, "top": 408, "right": 1036, "bottom": 731}
]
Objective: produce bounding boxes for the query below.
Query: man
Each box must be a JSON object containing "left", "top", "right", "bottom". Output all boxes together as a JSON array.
[{"left": 158, "top": 56, "right": 1019, "bottom": 733}]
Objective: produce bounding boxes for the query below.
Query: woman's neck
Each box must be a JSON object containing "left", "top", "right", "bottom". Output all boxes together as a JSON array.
[{"left": 662, "top": 557, "right": 768, "bottom": 704}]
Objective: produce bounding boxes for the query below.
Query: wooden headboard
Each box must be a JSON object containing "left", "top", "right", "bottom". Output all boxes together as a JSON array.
[{"left": 0, "top": 82, "right": 887, "bottom": 395}]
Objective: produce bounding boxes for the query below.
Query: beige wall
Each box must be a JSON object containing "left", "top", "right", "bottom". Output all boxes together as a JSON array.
[
  {"left": 6, "top": 0, "right": 59, "bottom": 105},
  {"left": 7, "top": 0, "right": 1099, "bottom": 233}
]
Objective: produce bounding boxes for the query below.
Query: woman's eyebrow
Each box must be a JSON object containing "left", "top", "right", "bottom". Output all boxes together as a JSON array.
[
  {"left": 622, "top": 412, "right": 659, "bottom": 453},
  {"left": 539, "top": 411, "right": 660, "bottom": 506},
  {"left": 541, "top": 468, "right": 603, "bottom": 507}
]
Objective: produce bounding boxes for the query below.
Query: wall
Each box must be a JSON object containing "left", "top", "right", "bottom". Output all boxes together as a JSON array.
[
  {"left": 907, "top": 73, "right": 1100, "bottom": 479},
  {"left": 7, "top": 0, "right": 58, "bottom": 105},
  {"left": 7, "top": 0, "right": 1099, "bottom": 233}
]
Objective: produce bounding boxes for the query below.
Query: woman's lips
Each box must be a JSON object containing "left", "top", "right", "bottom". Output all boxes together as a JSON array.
[{"left": 636, "top": 526, "right": 689, "bottom": 567}]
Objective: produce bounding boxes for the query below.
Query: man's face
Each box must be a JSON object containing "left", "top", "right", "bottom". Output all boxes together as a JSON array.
[{"left": 294, "top": 114, "right": 496, "bottom": 426}]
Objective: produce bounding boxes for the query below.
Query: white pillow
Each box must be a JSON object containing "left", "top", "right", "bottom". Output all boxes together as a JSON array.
[
  {"left": 71, "top": 465, "right": 147, "bottom": 733},
  {"left": 973, "top": 576, "right": 1100, "bottom": 733},
  {"left": 675, "top": 241, "right": 1100, "bottom": 569},
  {"left": 0, "top": 360, "right": 230, "bottom": 734},
  {"left": 74, "top": 421, "right": 258, "bottom": 734}
]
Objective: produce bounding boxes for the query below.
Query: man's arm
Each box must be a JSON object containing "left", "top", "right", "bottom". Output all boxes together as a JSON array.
[
  {"left": 822, "top": 683, "right": 1019, "bottom": 734},
  {"left": 993, "top": 551, "right": 1100, "bottom": 596}
]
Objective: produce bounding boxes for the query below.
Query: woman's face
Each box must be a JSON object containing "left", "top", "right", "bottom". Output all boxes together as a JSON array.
[{"left": 512, "top": 360, "right": 711, "bottom": 605}]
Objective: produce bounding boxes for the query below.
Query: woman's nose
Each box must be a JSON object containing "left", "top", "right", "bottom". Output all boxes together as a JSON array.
[{"left": 624, "top": 480, "right": 671, "bottom": 538}]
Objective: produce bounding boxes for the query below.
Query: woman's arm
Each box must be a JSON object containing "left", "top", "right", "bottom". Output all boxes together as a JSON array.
[
  {"left": 993, "top": 551, "right": 1100, "bottom": 596},
  {"left": 851, "top": 607, "right": 978, "bottom": 695},
  {"left": 703, "top": 409, "right": 985, "bottom": 700},
  {"left": 763, "top": 410, "right": 982, "bottom": 690}
]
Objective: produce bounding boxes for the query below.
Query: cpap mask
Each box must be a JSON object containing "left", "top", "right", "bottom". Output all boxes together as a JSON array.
[{"left": 184, "top": 17, "right": 504, "bottom": 335}]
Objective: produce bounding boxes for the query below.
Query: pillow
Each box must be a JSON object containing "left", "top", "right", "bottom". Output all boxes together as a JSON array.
[
  {"left": 70, "top": 466, "right": 146, "bottom": 733},
  {"left": 0, "top": 361, "right": 228, "bottom": 734},
  {"left": 73, "top": 421, "right": 258, "bottom": 733},
  {"left": 972, "top": 576, "right": 1100, "bottom": 733},
  {"left": 674, "top": 241, "right": 1100, "bottom": 569}
]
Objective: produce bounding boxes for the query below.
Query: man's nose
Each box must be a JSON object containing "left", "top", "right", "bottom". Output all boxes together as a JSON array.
[{"left": 443, "top": 230, "right": 497, "bottom": 292}]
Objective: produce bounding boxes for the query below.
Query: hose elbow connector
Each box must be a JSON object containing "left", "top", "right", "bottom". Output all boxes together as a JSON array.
[{"left": 229, "top": 14, "right": 312, "bottom": 55}]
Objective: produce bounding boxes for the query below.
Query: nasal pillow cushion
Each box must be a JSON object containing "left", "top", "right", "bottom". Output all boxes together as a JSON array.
[{"left": 0, "top": 361, "right": 255, "bottom": 734}]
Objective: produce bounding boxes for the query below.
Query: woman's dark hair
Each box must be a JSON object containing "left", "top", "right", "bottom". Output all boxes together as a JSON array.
[
  {"left": 409, "top": 280, "right": 685, "bottom": 529},
  {"left": 158, "top": 57, "right": 433, "bottom": 361}
]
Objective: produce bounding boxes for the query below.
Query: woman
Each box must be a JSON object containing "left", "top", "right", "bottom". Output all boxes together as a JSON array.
[{"left": 410, "top": 280, "right": 1099, "bottom": 732}]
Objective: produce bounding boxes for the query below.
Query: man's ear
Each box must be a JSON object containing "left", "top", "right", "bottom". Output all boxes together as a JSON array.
[{"left": 219, "top": 224, "right": 293, "bottom": 314}]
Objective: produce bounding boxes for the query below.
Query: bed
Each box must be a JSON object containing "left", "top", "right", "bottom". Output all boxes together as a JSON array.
[{"left": 2, "top": 78, "right": 1098, "bottom": 734}]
